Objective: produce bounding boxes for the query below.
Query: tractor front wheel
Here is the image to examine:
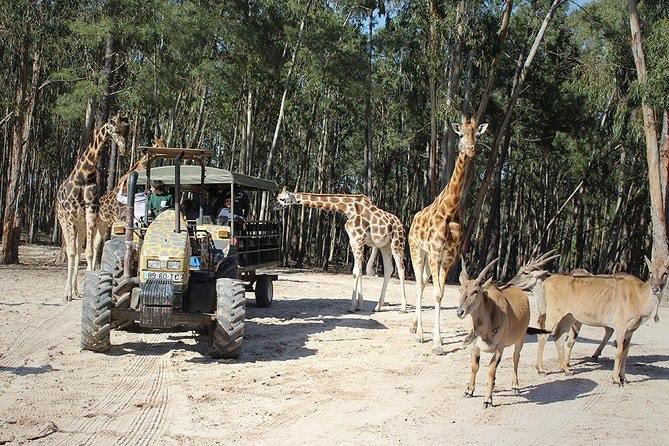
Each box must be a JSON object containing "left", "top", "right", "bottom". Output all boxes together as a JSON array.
[{"left": 210, "top": 278, "right": 245, "bottom": 359}]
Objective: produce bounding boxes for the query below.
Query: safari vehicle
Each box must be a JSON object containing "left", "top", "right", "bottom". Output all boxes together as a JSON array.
[{"left": 80, "top": 146, "right": 282, "bottom": 358}]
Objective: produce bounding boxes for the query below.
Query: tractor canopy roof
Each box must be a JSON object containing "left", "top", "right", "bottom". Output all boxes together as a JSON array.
[{"left": 135, "top": 165, "right": 278, "bottom": 192}]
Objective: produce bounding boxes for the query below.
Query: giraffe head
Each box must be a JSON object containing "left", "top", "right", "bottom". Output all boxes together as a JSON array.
[
  {"left": 110, "top": 113, "right": 130, "bottom": 155},
  {"left": 153, "top": 137, "right": 166, "bottom": 147},
  {"left": 274, "top": 187, "right": 299, "bottom": 209},
  {"left": 457, "top": 257, "right": 498, "bottom": 319},
  {"left": 451, "top": 116, "right": 488, "bottom": 158}
]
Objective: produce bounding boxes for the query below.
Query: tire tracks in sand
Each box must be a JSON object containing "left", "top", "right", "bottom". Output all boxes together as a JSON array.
[{"left": 54, "top": 331, "right": 173, "bottom": 446}]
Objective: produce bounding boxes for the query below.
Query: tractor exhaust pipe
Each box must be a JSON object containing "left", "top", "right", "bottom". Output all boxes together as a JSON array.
[
  {"left": 124, "top": 171, "right": 138, "bottom": 278},
  {"left": 174, "top": 153, "right": 183, "bottom": 233}
]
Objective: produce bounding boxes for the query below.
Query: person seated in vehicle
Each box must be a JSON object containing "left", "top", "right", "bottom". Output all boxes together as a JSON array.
[
  {"left": 116, "top": 185, "right": 147, "bottom": 225},
  {"left": 148, "top": 180, "right": 173, "bottom": 214},
  {"left": 182, "top": 198, "right": 199, "bottom": 220},
  {"left": 234, "top": 189, "right": 250, "bottom": 219},
  {"left": 207, "top": 185, "right": 227, "bottom": 218},
  {"left": 216, "top": 195, "right": 245, "bottom": 226}
]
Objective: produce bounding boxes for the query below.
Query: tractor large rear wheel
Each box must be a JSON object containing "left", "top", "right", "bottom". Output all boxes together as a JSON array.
[
  {"left": 80, "top": 271, "right": 112, "bottom": 352},
  {"left": 81, "top": 238, "right": 126, "bottom": 351},
  {"left": 210, "top": 278, "right": 245, "bottom": 359}
]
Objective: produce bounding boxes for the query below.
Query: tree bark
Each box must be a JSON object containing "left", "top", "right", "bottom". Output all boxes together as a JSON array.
[
  {"left": 628, "top": 0, "right": 668, "bottom": 261},
  {"left": 1, "top": 48, "right": 41, "bottom": 264},
  {"left": 461, "top": 0, "right": 566, "bottom": 253},
  {"left": 265, "top": 0, "right": 314, "bottom": 178}
]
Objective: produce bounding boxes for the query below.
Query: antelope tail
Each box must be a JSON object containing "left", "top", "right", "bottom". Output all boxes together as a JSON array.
[{"left": 526, "top": 326, "right": 552, "bottom": 335}]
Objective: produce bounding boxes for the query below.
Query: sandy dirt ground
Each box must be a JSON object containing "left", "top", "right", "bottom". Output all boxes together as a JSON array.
[{"left": 1, "top": 245, "right": 668, "bottom": 445}]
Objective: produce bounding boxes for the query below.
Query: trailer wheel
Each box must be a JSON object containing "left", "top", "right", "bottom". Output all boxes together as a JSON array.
[
  {"left": 210, "top": 278, "right": 245, "bottom": 359},
  {"left": 255, "top": 275, "right": 273, "bottom": 308}
]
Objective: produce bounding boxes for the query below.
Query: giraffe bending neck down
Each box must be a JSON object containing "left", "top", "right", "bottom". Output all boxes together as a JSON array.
[
  {"left": 56, "top": 114, "right": 129, "bottom": 301},
  {"left": 276, "top": 191, "right": 408, "bottom": 312},
  {"left": 408, "top": 115, "right": 488, "bottom": 354}
]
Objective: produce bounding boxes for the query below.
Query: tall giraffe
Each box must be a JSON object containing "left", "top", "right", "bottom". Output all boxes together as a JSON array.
[
  {"left": 276, "top": 190, "right": 408, "bottom": 312},
  {"left": 56, "top": 114, "right": 129, "bottom": 301},
  {"left": 92, "top": 137, "right": 165, "bottom": 267},
  {"left": 408, "top": 116, "right": 488, "bottom": 353}
]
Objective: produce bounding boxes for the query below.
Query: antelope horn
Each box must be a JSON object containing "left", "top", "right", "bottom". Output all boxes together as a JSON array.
[
  {"left": 476, "top": 257, "right": 499, "bottom": 284},
  {"left": 536, "top": 249, "right": 558, "bottom": 262},
  {"left": 459, "top": 256, "right": 469, "bottom": 283}
]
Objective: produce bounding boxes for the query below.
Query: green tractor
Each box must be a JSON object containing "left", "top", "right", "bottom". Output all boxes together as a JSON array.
[{"left": 81, "top": 146, "right": 282, "bottom": 358}]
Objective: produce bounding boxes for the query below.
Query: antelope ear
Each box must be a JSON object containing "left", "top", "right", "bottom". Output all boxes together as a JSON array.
[
  {"left": 459, "top": 256, "right": 469, "bottom": 283},
  {"left": 451, "top": 123, "right": 463, "bottom": 136},
  {"left": 482, "top": 277, "right": 493, "bottom": 289},
  {"left": 459, "top": 270, "right": 468, "bottom": 285},
  {"left": 477, "top": 123, "right": 489, "bottom": 136},
  {"left": 645, "top": 255, "right": 654, "bottom": 272}
]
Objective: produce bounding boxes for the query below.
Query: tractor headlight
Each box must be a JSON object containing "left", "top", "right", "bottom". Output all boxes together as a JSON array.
[
  {"left": 167, "top": 260, "right": 181, "bottom": 270},
  {"left": 147, "top": 259, "right": 161, "bottom": 269}
]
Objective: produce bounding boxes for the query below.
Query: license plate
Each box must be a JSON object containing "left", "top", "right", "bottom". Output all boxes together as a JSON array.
[{"left": 143, "top": 271, "right": 183, "bottom": 282}]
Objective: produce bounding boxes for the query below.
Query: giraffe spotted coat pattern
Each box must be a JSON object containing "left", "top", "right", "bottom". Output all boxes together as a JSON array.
[
  {"left": 55, "top": 114, "right": 129, "bottom": 301},
  {"left": 408, "top": 116, "right": 488, "bottom": 354},
  {"left": 276, "top": 191, "right": 408, "bottom": 312}
]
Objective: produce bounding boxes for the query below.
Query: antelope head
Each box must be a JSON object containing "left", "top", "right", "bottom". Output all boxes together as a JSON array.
[
  {"left": 508, "top": 250, "right": 560, "bottom": 291},
  {"left": 457, "top": 257, "right": 498, "bottom": 319},
  {"left": 645, "top": 256, "right": 669, "bottom": 297}
]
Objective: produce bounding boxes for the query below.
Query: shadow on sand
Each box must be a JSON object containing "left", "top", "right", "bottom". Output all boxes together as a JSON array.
[
  {"left": 0, "top": 364, "right": 58, "bottom": 376},
  {"left": 103, "top": 297, "right": 389, "bottom": 363}
]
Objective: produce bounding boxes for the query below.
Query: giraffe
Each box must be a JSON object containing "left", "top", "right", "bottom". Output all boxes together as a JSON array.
[
  {"left": 92, "top": 137, "right": 165, "bottom": 267},
  {"left": 275, "top": 190, "right": 408, "bottom": 312},
  {"left": 408, "top": 116, "right": 488, "bottom": 354},
  {"left": 56, "top": 114, "right": 129, "bottom": 301}
]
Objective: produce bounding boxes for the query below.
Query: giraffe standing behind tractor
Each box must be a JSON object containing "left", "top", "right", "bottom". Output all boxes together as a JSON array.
[
  {"left": 92, "top": 137, "right": 165, "bottom": 267},
  {"left": 56, "top": 114, "right": 129, "bottom": 301},
  {"left": 276, "top": 190, "right": 407, "bottom": 312},
  {"left": 408, "top": 116, "right": 488, "bottom": 354}
]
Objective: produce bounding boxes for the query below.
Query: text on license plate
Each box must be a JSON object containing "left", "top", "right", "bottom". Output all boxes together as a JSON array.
[{"left": 143, "top": 271, "right": 183, "bottom": 282}]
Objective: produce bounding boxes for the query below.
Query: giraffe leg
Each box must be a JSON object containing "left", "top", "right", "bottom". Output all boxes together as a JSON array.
[
  {"left": 374, "top": 245, "right": 393, "bottom": 312},
  {"left": 349, "top": 241, "right": 365, "bottom": 312},
  {"left": 85, "top": 206, "right": 98, "bottom": 271},
  {"left": 366, "top": 246, "right": 378, "bottom": 276},
  {"left": 409, "top": 253, "right": 427, "bottom": 342},
  {"left": 391, "top": 247, "right": 407, "bottom": 313},
  {"left": 60, "top": 217, "right": 77, "bottom": 302},
  {"left": 92, "top": 223, "right": 107, "bottom": 271},
  {"left": 73, "top": 222, "right": 86, "bottom": 297},
  {"left": 429, "top": 257, "right": 447, "bottom": 355}
]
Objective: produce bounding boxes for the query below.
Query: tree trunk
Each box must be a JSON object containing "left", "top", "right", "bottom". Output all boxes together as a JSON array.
[
  {"left": 364, "top": 8, "right": 373, "bottom": 196},
  {"left": 265, "top": 0, "right": 314, "bottom": 178},
  {"left": 628, "top": 0, "right": 668, "bottom": 261},
  {"left": 1, "top": 48, "right": 40, "bottom": 264},
  {"left": 461, "top": 0, "right": 566, "bottom": 253}
]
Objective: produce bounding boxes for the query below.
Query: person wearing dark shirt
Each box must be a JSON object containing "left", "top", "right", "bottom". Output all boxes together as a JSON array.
[{"left": 148, "top": 180, "right": 173, "bottom": 214}]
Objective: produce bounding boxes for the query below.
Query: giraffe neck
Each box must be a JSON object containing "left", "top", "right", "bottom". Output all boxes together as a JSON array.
[
  {"left": 294, "top": 193, "right": 365, "bottom": 218},
  {"left": 433, "top": 150, "right": 469, "bottom": 215},
  {"left": 114, "top": 156, "right": 147, "bottom": 194},
  {"left": 75, "top": 123, "right": 113, "bottom": 179}
]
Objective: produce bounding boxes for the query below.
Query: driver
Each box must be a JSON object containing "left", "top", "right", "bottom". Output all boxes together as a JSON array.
[{"left": 148, "top": 180, "right": 173, "bottom": 214}]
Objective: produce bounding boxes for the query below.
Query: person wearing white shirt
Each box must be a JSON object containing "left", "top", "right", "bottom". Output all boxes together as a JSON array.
[{"left": 116, "top": 188, "right": 147, "bottom": 225}]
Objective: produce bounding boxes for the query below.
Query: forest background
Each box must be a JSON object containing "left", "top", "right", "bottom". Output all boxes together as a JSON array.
[{"left": 1, "top": 0, "right": 668, "bottom": 280}]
